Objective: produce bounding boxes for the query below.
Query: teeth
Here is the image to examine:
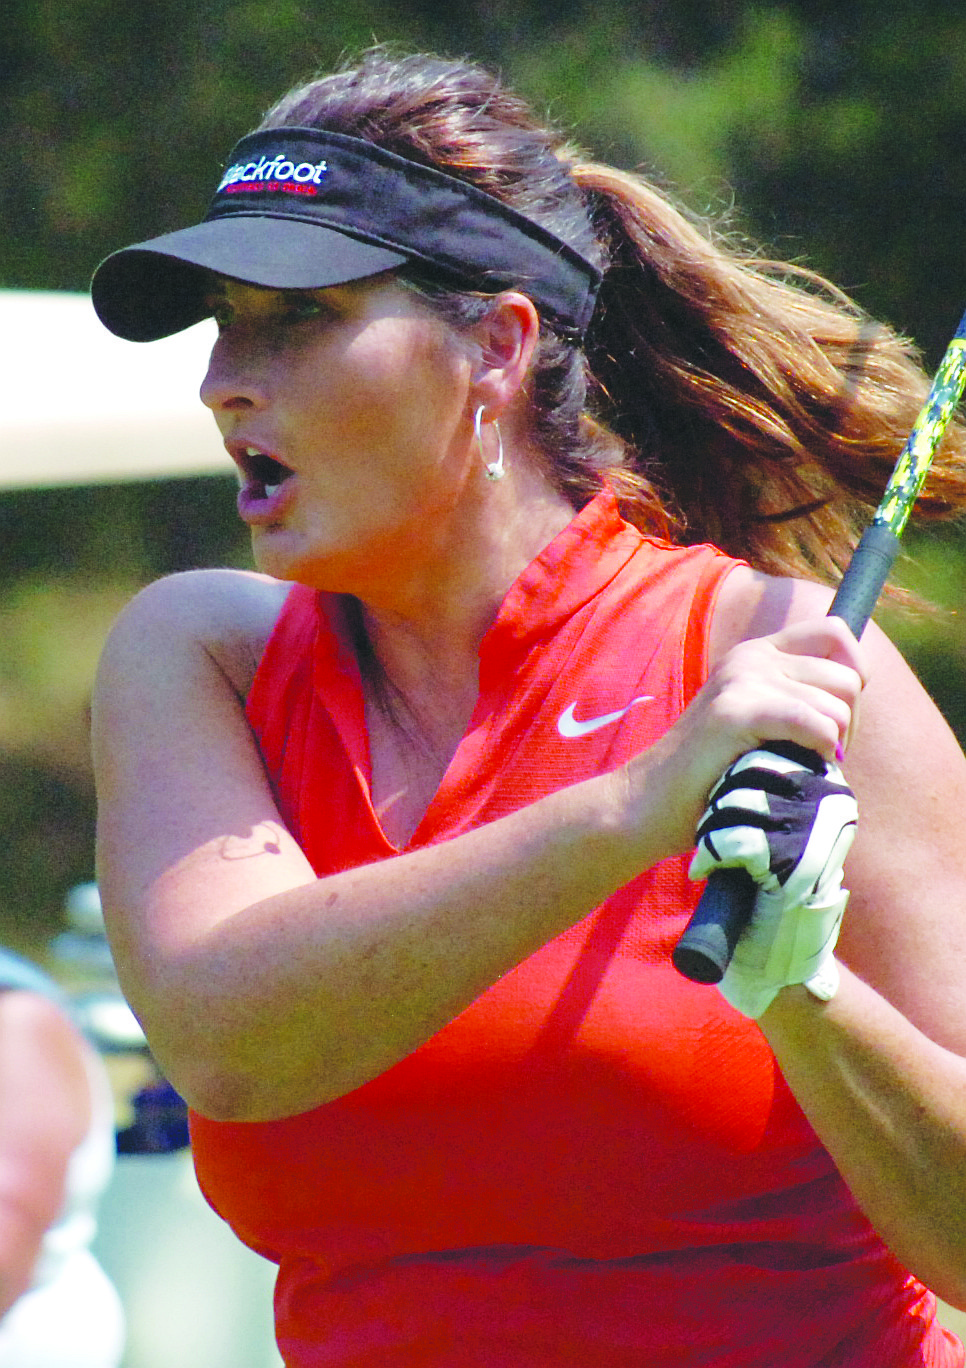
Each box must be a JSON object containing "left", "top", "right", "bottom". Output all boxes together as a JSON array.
[
  {"left": 245, "top": 446, "right": 262, "bottom": 457},
  {"left": 264, "top": 484, "right": 281, "bottom": 497}
]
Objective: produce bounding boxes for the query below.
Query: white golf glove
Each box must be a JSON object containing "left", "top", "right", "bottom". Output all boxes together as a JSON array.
[{"left": 688, "top": 743, "right": 858, "bottom": 1018}]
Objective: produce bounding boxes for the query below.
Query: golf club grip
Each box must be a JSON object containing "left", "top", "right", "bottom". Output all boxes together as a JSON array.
[
  {"left": 671, "top": 523, "right": 903, "bottom": 985},
  {"left": 671, "top": 867, "right": 757, "bottom": 983},
  {"left": 827, "top": 522, "right": 902, "bottom": 638}
]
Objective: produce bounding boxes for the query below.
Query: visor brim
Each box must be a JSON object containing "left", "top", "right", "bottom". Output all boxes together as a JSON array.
[{"left": 91, "top": 217, "right": 410, "bottom": 342}]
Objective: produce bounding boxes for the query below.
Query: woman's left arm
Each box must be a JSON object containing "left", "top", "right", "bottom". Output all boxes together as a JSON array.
[
  {"left": 714, "top": 567, "right": 966, "bottom": 1308},
  {"left": 763, "top": 616, "right": 966, "bottom": 1308}
]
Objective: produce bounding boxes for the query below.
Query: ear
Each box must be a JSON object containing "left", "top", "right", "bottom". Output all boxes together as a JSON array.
[{"left": 468, "top": 291, "right": 541, "bottom": 419}]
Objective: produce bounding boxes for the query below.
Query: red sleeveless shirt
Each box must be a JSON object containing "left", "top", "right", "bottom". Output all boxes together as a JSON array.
[{"left": 190, "top": 493, "right": 962, "bottom": 1367}]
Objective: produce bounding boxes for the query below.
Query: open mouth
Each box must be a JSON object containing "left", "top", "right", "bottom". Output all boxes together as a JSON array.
[{"left": 236, "top": 446, "right": 294, "bottom": 499}]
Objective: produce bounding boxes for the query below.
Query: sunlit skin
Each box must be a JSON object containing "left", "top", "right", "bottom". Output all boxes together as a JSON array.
[
  {"left": 198, "top": 275, "right": 579, "bottom": 798},
  {"left": 199, "top": 276, "right": 573, "bottom": 627},
  {"left": 201, "top": 277, "right": 475, "bottom": 586},
  {"left": 94, "top": 272, "right": 966, "bottom": 1310}
]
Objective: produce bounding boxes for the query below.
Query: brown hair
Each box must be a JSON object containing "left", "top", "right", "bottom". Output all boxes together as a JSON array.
[{"left": 260, "top": 47, "right": 966, "bottom": 586}]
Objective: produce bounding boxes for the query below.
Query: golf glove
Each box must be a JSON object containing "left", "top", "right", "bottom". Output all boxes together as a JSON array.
[{"left": 688, "top": 742, "right": 858, "bottom": 1018}]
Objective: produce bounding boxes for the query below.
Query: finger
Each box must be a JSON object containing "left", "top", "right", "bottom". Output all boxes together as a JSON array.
[
  {"left": 769, "top": 639, "right": 865, "bottom": 754},
  {"left": 716, "top": 643, "right": 862, "bottom": 744},
  {"left": 769, "top": 617, "right": 871, "bottom": 687},
  {"left": 772, "top": 654, "right": 865, "bottom": 713},
  {"left": 710, "top": 678, "right": 853, "bottom": 764}
]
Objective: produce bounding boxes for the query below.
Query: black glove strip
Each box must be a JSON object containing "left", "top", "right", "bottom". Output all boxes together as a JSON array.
[{"left": 697, "top": 778, "right": 856, "bottom": 886}]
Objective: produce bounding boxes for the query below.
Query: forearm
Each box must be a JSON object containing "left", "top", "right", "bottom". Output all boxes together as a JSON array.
[
  {"left": 96, "top": 577, "right": 862, "bottom": 1124},
  {"left": 111, "top": 759, "right": 659, "bottom": 1123},
  {"left": 760, "top": 965, "right": 966, "bottom": 1308}
]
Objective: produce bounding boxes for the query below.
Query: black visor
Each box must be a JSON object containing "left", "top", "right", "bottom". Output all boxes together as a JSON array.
[{"left": 91, "top": 128, "right": 602, "bottom": 342}]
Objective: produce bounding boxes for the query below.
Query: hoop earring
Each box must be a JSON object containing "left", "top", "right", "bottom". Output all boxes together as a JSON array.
[{"left": 474, "top": 405, "right": 505, "bottom": 481}]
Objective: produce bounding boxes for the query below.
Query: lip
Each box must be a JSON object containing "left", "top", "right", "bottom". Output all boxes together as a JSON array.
[
  {"left": 236, "top": 480, "right": 298, "bottom": 527},
  {"left": 227, "top": 440, "right": 298, "bottom": 527}
]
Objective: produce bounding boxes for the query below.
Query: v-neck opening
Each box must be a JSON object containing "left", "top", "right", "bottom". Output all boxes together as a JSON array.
[
  {"left": 312, "top": 595, "right": 477, "bottom": 855},
  {"left": 313, "top": 491, "right": 643, "bottom": 853}
]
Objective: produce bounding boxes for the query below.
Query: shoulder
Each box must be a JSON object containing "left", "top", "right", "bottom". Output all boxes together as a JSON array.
[
  {"left": 100, "top": 568, "right": 296, "bottom": 701},
  {"left": 706, "top": 563, "right": 938, "bottom": 756},
  {"left": 706, "top": 563, "right": 923, "bottom": 717},
  {"left": 708, "top": 564, "right": 837, "bottom": 664}
]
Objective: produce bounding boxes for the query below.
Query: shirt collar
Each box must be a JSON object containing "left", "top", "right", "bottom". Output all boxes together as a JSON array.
[{"left": 479, "top": 488, "right": 643, "bottom": 666}]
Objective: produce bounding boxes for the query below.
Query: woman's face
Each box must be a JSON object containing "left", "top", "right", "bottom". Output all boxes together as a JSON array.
[{"left": 199, "top": 274, "right": 479, "bottom": 593}]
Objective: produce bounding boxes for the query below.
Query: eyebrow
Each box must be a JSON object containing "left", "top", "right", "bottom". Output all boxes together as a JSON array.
[{"left": 202, "top": 279, "right": 327, "bottom": 304}]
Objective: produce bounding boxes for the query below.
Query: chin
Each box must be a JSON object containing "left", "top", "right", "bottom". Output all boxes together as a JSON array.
[
  {"left": 250, "top": 529, "right": 308, "bottom": 584},
  {"left": 251, "top": 530, "right": 352, "bottom": 594}
]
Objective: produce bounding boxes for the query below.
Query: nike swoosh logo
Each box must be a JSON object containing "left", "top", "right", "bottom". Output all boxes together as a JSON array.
[{"left": 557, "top": 696, "right": 655, "bottom": 739}]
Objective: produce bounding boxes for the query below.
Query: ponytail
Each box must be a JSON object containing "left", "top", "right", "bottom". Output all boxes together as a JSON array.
[
  {"left": 267, "top": 46, "right": 966, "bottom": 586},
  {"left": 574, "top": 160, "right": 966, "bottom": 582}
]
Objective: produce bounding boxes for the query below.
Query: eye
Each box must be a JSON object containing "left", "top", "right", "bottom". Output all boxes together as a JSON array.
[
  {"left": 202, "top": 287, "right": 331, "bottom": 333},
  {"left": 279, "top": 293, "right": 328, "bottom": 324},
  {"left": 205, "top": 296, "right": 235, "bottom": 332}
]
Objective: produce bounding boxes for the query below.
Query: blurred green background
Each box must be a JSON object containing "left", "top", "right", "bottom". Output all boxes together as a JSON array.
[{"left": 3, "top": 0, "right": 966, "bottom": 950}]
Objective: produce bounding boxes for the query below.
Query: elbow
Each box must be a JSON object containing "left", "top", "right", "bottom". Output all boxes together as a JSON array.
[
  {"left": 176, "top": 1067, "right": 348, "bottom": 1124},
  {"left": 131, "top": 1013, "right": 261, "bottom": 1123},
  {"left": 150, "top": 1034, "right": 347, "bottom": 1123},
  {"left": 926, "top": 1267, "right": 966, "bottom": 1316},
  {"left": 127, "top": 980, "right": 369, "bottom": 1122},
  {"left": 894, "top": 1234, "right": 966, "bottom": 1314},
  {"left": 147, "top": 1031, "right": 277, "bottom": 1122},
  {"left": 173, "top": 1063, "right": 262, "bottom": 1124},
  {"left": 117, "top": 985, "right": 279, "bottom": 1122}
]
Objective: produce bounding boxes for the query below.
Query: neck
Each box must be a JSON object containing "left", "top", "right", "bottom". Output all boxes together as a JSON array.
[{"left": 351, "top": 468, "right": 575, "bottom": 740}]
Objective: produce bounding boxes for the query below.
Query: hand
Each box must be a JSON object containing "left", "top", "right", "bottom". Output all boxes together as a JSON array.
[{"left": 688, "top": 743, "right": 858, "bottom": 1017}]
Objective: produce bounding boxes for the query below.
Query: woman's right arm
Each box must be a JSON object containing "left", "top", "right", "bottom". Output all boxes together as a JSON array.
[{"left": 92, "top": 570, "right": 861, "bottom": 1123}]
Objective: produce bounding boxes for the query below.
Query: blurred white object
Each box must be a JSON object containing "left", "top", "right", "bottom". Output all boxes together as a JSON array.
[
  {"left": 52, "top": 883, "right": 117, "bottom": 977},
  {"left": 65, "top": 882, "right": 108, "bottom": 936},
  {"left": 93, "top": 1152, "right": 283, "bottom": 1368},
  {"left": 75, "top": 993, "right": 147, "bottom": 1053},
  {"left": 49, "top": 890, "right": 281, "bottom": 1363},
  {"left": 52, "top": 884, "right": 147, "bottom": 1051},
  {"left": 2, "top": 290, "right": 232, "bottom": 488},
  {"left": 0, "top": 951, "right": 125, "bottom": 1367}
]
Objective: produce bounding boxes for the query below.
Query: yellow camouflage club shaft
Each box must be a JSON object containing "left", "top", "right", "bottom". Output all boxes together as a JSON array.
[
  {"left": 825, "top": 305, "right": 966, "bottom": 636},
  {"left": 876, "top": 314, "right": 966, "bottom": 538},
  {"left": 673, "top": 305, "right": 966, "bottom": 986}
]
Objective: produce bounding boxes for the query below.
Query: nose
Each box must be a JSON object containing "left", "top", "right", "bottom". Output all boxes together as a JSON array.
[{"left": 199, "top": 334, "right": 268, "bottom": 414}]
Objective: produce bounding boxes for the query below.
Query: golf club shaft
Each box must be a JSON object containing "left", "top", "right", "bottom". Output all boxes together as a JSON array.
[{"left": 672, "top": 307, "right": 966, "bottom": 985}]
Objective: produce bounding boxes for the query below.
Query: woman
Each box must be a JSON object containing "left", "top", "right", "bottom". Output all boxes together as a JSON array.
[
  {"left": 90, "top": 48, "right": 966, "bottom": 1366},
  {"left": 0, "top": 948, "right": 124, "bottom": 1367}
]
